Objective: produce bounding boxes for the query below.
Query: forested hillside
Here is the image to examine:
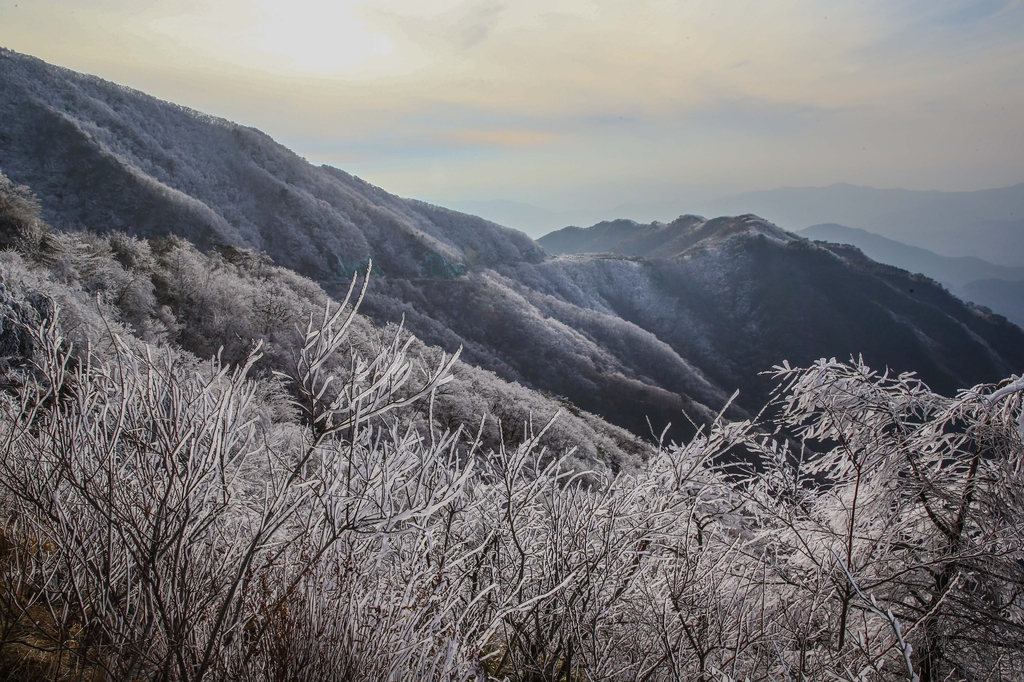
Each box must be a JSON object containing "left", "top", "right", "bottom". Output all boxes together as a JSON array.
[{"left": 0, "top": 171, "right": 647, "bottom": 469}]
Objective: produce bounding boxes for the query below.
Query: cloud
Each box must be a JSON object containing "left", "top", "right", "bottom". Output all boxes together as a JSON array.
[
  {"left": 939, "top": 0, "right": 1014, "bottom": 25},
  {"left": 683, "top": 99, "right": 840, "bottom": 138},
  {"left": 1, "top": 0, "right": 1022, "bottom": 205},
  {"left": 455, "top": 2, "right": 505, "bottom": 49},
  {"left": 450, "top": 128, "right": 554, "bottom": 147}
]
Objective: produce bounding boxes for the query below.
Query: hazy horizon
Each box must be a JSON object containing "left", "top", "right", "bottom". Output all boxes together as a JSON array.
[
  {"left": 440, "top": 178, "right": 1024, "bottom": 212},
  {"left": 2, "top": 0, "right": 1023, "bottom": 212}
]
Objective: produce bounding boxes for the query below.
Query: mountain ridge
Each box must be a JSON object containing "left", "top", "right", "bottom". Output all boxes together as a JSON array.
[
  {"left": 3, "top": 48, "right": 1023, "bottom": 444},
  {"left": 0, "top": 48, "right": 543, "bottom": 280},
  {"left": 799, "top": 223, "right": 1024, "bottom": 287},
  {"left": 538, "top": 216, "right": 1024, "bottom": 397},
  {"left": 540, "top": 214, "right": 794, "bottom": 258},
  {"left": 446, "top": 181, "right": 1024, "bottom": 253},
  {"left": 703, "top": 182, "right": 1024, "bottom": 266}
]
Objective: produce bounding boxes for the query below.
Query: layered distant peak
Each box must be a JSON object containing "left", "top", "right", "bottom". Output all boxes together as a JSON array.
[
  {"left": 656, "top": 214, "right": 794, "bottom": 257},
  {"left": 538, "top": 213, "right": 794, "bottom": 259},
  {"left": 534, "top": 219, "right": 645, "bottom": 256}
]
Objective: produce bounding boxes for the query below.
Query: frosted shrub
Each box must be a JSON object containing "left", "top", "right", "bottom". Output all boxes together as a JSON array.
[
  {"left": 462, "top": 416, "right": 764, "bottom": 681},
  {"left": 0, "top": 271, "right": 1021, "bottom": 681},
  {"left": 0, "top": 172, "right": 57, "bottom": 261},
  {"left": 0, "top": 275, "right": 461, "bottom": 681},
  {"left": 744, "top": 360, "right": 1024, "bottom": 680}
]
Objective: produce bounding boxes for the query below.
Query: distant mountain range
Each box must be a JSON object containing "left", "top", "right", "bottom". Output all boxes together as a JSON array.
[
  {"left": 706, "top": 183, "right": 1024, "bottom": 267},
  {"left": 961, "top": 279, "right": 1024, "bottom": 330},
  {"left": 798, "top": 223, "right": 1024, "bottom": 326},
  {"left": 3, "top": 48, "right": 1023, "bottom": 445},
  {"left": 441, "top": 198, "right": 692, "bottom": 239},
  {"left": 452, "top": 183, "right": 1024, "bottom": 267},
  {"left": 443, "top": 200, "right": 573, "bottom": 238}
]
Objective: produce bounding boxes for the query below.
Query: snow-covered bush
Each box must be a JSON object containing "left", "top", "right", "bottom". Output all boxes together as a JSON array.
[
  {"left": 0, "top": 271, "right": 1020, "bottom": 681},
  {"left": 743, "top": 360, "right": 1024, "bottom": 680},
  {"left": 0, "top": 172, "right": 55, "bottom": 260},
  {"left": 0, "top": 279, "right": 463, "bottom": 681}
]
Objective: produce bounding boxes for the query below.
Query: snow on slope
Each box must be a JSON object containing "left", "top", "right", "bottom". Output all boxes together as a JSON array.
[{"left": 0, "top": 49, "right": 541, "bottom": 280}]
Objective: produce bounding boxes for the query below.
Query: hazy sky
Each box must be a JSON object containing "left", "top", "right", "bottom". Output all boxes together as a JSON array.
[{"left": 2, "top": 0, "right": 1023, "bottom": 210}]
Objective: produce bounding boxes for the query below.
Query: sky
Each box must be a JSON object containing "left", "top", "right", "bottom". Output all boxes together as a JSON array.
[{"left": 2, "top": 0, "right": 1023, "bottom": 211}]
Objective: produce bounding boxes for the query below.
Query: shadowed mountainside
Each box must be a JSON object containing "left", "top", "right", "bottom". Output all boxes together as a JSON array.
[
  {"left": 961, "top": 279, "right": 1024, "bottom": 329},
  {"left": 539, "top": 215, "right": 1024, "bottom": 404},
  {"left": 799, "top": 224, "right": 1024, "bottom": 289},
  {"left": 799, "top": 223, "right": 1024, "bottom": 326}
]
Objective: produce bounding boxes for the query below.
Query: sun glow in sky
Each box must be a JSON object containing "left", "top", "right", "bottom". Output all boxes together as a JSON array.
[{"left": 2, "top": 0, "right": 1023, "bottom": 210}]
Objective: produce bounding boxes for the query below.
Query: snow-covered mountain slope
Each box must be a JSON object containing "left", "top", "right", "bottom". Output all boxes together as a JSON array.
[
  {"left": 0, "top": 168, "right": 651, "bottom": 470},
  {"left": 538, "top": 216, "right": 1024, "bottom": 402},
  {"left": 3, "top": 48, "right": 1023, "bottom": 442},
  {"left": 0, "top": 49, "right": 541, "bottom": 280}
]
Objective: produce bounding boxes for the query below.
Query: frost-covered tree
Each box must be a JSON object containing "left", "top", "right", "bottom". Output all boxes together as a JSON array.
[
  {"left": 743, "top": 360, "right": 1024, "bottom": 680},
  {"left": 0, "top": 265, "right": 1020, "bottom": 680},
  {"left": 0, "top": 278, "right": 463, "bottom": 681}
]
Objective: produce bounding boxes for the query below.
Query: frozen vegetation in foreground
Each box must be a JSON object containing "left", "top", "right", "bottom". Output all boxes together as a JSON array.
[
  {"left": 0, "top": 275, "right": 1023, "bottom": 681},
  {"left": 0, "top": 156, "right": 1021, "bottom": 682},
  {"left": 0, "top": 177, "right": 1019, "bottom": 680}
]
